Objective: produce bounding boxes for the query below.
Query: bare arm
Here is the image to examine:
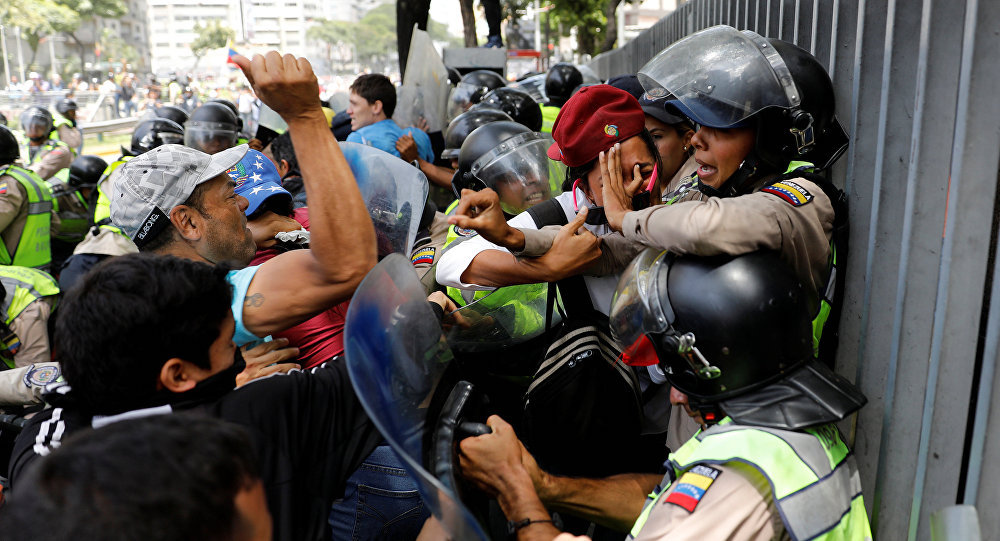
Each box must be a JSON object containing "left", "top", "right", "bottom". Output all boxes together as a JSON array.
[
  {"left": 536, "top": 472, "right": 660, "bottom": 532},
  {"left": 234, "top": 52, "right": 376, "bottom": 336},
  {"left": 418, "top": 159, "right": 457, "bottom": 189}
]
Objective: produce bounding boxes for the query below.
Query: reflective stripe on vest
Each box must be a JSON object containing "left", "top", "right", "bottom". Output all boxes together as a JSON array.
[
  {"left": 629, "top": 419, "right": 872, "bottom": 540},
  {"left": 0, "top": 266, "right": 59, "bottom": 325},
  {"left": 0, "top": 165, "right": 54, "bottom": 268}
]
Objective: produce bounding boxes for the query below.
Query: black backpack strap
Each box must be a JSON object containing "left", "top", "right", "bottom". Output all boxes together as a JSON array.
[
  {"left": 526, "top": 198, "right": 568, "bottom": 229},
  {"left": 524, "top": 199, "right": 596, "bottom": 318}
]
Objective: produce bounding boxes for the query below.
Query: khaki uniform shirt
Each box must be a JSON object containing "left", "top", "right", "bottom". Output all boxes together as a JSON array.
[
  {"left": 8, "top": 297, "right": 55, "bottom": 368},
  {"left": 27, "top": 143, "right": 72, "bottom": 181},
  {"left": 410, "top": 211, "right": 449, "bottom": 281},
  {"left": 635, "top": 462, "right": 788, "bottom": 541},
  {"left": 0, "top": 172, "right": 60, "bottom": 264},
  {"left": 0, "top": 362, "right": 60, "bottom": 406},
  {"left": 57, "top": 124, "right": 83, "bottom": 153}
]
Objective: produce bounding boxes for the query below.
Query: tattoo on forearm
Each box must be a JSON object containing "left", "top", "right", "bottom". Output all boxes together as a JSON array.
[{"left": 245, "top": 293, "right": 264, "bottom": 308}]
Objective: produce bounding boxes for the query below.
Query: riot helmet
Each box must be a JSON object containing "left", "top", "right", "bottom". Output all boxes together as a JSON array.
[
  {"left": 638, "top": 25, "right": 848, "bottom": 192},
  {"left": 453, "top": 121, "right": 562, "bottom": 215},
  {"left": 478, "top": 87, "right": 542, "bottom": 131},
  {"left": 55, "top": 98, "right": 78, "bottom": 116},
  {"left": 68, "top": 155, "right": 109, "bottom": 190},
  {"left": 206, "top": 98, "right": 244, "bottom": 135},
  {"left": 154, "top": 105, "right": 190, "bottom": 127},
  {"left": 0, "top": 125, "right": 19, "bottom": 165},
  {"left": 20, "top": 107, "right": 54, "bottom": 143},
  {"left": 0, "top": 112, "right": 7, "bottom": 127},
  {"left": 441, "top": 108, "right": 512, "bottom": 161},
  {"left": 544, "top": 63, "right": 583, "bottom": 106},
  {"left": 128, "top": 118, "right": 185, "bottom": 156},
  {"left": 446, "top": 70, "right": 507, "bottom": 121},
  {"left": 609, "top": 249, "right": 866, "bottom": 429},
  {"left": 184, "top": 102, "right": 239, "bottom": 154}
]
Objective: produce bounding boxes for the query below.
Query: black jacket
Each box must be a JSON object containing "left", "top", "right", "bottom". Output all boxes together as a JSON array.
[{"left": 8, "top": 360, "right": 381, "bottom": 541}]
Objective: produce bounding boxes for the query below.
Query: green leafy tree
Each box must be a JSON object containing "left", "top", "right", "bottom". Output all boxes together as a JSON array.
[
  {"left": 51, "top": 0, "right": 127, "bottom": 73},
  {"left": 190, "top": 20, "right": 235, "bottom": 71},
  {"left": 98, "top": 27, "right": 138, "bottom": 66},
  {"left": 306, "top": 18, "right": 356, "bottom": 74},
  {"left": 18, "top": 1, "right": 79, "bottom": 69}
]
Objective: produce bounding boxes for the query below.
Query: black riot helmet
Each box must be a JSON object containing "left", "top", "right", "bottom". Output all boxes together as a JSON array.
[
  {"left": 446, "top": 70, "right": 507, "bottom": 120},
  {"left": 0, "top": 112, "right": 7, "bottom": 127},
  {"left": 153, "top": 105, "right": 190, "bottom": 127},
  {"left": 185, "top": 102, "right": 239, "bottom": 154},
  {"left": 55, "top": 98, "right": 78, "bottom": 116},
  {"left": 128, "top": 118, "right": 185, "bottom": 156},
  {"left": 441, "top": 108, "right": 512, "bottom": 161},
  {"left": 478, "top": 87, "right": 542, "bottom": 131},
  {"left": 0, "top": 125, "right": 20, "bottom": 165},
  {"left": 638, "top": 25, "right": 849, "bottom": 196},
  {"left": 206, "top": 98, "right": 244, "bottom": 134},
  {"left": 452, "top": 121, "right": 559, "bottom": 214},
  {"left": 20, "top": 107, "right": 54, "bottom": 142},
  {"left": 544, "top": 63, "right": 583, "bottom": 106},
  {"left": 67, "top": 155, "right": 109, "bottom": 189},
  {"left": 610, "top": 250, "right": 866, "bottom": 429}
]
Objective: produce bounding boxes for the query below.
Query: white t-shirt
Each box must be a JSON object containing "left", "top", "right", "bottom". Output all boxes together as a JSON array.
[{"left": 435, "top": 189, "right": 620, "bottom": 315}]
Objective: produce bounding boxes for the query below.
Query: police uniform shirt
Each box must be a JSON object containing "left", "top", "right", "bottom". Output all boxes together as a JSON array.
[
  {"left": 10, "top": 360, "right": 382, "bottom": 541},
  {"left": 634, "top": 461, "right": 787, "bottom": 541},
  {"left": 0, "top": 362, "right": 60, "bottom": 406},
  {"left": 56, "top": 124, "right": 82, "bottom": 153},
  {"left": 435, "top": 189, "right": 620, "bottom": 315},
  {"left": 409, "top": 210, "right": 449, "bottom": 280},
  {"left": 7, "top": 296, "right": 56, "bottom": 368},
  {"left": 0, "top": 176, "right": 30, "bottom": 258},
  {"left": 622, "top": 174, "right": 834, "bottom": 296},
  {"left": 662, "top": 154, "right": 700, "bottom": 195},
  {"left": 26, "top": 142, "right": 72, "bottom": 181}
]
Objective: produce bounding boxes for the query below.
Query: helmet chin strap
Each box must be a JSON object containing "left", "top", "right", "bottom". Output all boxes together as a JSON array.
[{"left": 698, "top": 152, "right": 764, "bottom": 198}]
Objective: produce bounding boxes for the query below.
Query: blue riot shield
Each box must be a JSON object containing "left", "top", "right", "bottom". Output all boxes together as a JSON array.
[{"left": 344, "top": 254, "right": 489, "bottom": 540}]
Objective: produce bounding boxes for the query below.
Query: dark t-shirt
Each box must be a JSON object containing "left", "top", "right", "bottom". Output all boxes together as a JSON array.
[{"left": 8, "top": 360, "right": 380, "bottom": 541}]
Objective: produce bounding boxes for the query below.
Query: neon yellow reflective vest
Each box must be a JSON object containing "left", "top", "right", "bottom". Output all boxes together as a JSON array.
[
  {"left": 0, "top": 165, "right": 54, "bottom": 269},
  {"left": 540, "top": 104, "right": 560, "bottom": 134},
  {"left": 50, "top": 112, "right": 79, "bottom": 156},
  {"left": 630, "top": 418, "right": 872, "bottom": 540},
  {"left": 441, "top": 199, "right": 554, "bottom": 340},
  {"left": 0, "top": 265, "right": 59, "bottom": 369},
  {"left": 91, "top": 157, "right": 132, "bottom": 237},
  {"left": 27, "top": 139, "right": 71, "bottom": 184}
]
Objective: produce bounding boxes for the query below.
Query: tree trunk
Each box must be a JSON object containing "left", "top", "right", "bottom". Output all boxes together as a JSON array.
[
  {"left": 67, "top": 33, "right": 86, "bottom": 79},
  {"left": 599, "top": 0, "right": 623, "bottom": 53},
  {"left": 460, "top": 0, "right": 477, "bottom": 47},
  {"left": 396, "top": 0, "right": 431, "bottom": 77}
]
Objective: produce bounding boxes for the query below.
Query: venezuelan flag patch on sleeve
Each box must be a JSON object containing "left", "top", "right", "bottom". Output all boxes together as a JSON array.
[
  {"left": 410, "top": 247, "right": 436, "bottom": 266},
  {"left": 663, "top": 465, "right": 721, "bottom": 513},
  {"left": 761, "top": 180, "right": 814, "bottom": 206}
]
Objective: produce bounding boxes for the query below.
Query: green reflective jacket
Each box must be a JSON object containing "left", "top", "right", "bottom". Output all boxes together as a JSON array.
[{"left": 0, "top": 165, "right": 54, "bottom": 269}]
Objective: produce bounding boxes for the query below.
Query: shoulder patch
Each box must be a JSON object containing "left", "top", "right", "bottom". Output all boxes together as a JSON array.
[
  {"left": 24, "top": 364, "right": 61, "bottom": 387},
  {"left": 664, "top": 465, "right": 721, "bottom": 513},
  {"left": 0, "top": 180, "right": 6, "bottom": 194},
  {"left": 760, "top": 180, "right": 814, "bottom": 206},
  {"left": 410, "top": 247, "right": 436, "bottom": 266},
  {"left": 454, "top": 225, "right": 478, "bottom": 238}
]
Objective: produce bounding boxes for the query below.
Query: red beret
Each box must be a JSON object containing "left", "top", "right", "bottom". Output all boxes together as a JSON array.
[{"left": 546, "top": 84, "right": 646, "bottom": 168}]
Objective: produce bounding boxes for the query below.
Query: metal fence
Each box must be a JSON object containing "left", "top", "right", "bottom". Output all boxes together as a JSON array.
[{"left": 589, "top": 1, "right": 1000, "bottom": 539}]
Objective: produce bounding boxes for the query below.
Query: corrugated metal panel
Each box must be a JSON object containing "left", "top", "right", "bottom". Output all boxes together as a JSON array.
[{"left": 589, "top": 1, "right": 1000, "bottom": 539}]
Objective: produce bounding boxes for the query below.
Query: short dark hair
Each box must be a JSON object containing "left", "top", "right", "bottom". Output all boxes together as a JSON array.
[
  {"left": 0, "top": 415, "right": 260, "bottom": 541},
  {"left": 54, "top": 253, "right": 233, "bottom": 414},
  {"left": 138, "top": 181, "right": 213, "bottom": 253},
  {"left": 269, "top": 132, "right": 299, "bottom": 178},
  {"left": 349, "top": 74, "right": 396, "bottom": 118}
]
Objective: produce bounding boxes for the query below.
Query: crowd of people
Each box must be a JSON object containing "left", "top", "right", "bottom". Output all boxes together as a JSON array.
[{"left": 0, "top": 25, "right": 872, "bottom": 541}]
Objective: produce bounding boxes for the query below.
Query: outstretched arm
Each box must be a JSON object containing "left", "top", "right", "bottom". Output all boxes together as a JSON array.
[{"left": 233, "top": 52, "right": 377, "bottom": 336}]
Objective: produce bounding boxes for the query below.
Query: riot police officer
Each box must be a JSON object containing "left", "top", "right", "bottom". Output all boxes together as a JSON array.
[
  {"left": 20, "top": 107, "right": 72, "bottom": 182},
  {"left": 540, "top": 63, "right": 583, "bottom": 132},
  {"left": 0, "top": 125, "right": 55, "bottom": 271},
  {"left": 459, "top": 251, "right": 873, "bottom": 540},
  {"left": 477, "top": 87, "right": 543, "bottom": 132},
  {"left": 184, "top": 102, "right": 240, "bottom": 154},
  {"left": 52, "top": 98, "right": 83, "bottom": 155}
]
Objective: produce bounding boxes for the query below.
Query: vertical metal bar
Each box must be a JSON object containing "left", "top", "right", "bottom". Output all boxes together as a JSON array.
[
  {"left": 765, "top": 0, "right": 771, "bottom": 35},
  {"left": 828, "top": 0, "right": 840, "bottom": 79},
  {"left": 811, "top": 0, "right": 819, "bottom": 54},
  {"left": 793, "top": 0, "right": 801, "bottom": 43},
  {"left": 755, "top": 0, "right": 760, "bottom": 32},
  {"left": 855, "top": 3, "right": 894, "bottom": 531},
  {"left": 778, "top": 0, "right": 785, "bottom": 39}
]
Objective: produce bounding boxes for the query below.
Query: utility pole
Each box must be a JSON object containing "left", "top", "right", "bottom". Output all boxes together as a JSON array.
[
  {"left": 14, "top": 27, "right": 25, "bottom": 84},
  {"left": 0, "top": 26, "right": 10, "bottom": 88}
]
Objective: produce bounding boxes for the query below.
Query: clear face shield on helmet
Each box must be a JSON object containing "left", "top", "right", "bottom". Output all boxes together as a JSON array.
[
  {"left": 184, "top": 121, "right": 238, "bottom": 154},
  {"left": 460, "top": 132, "right": 565, "bottom": 215},
  {"left": 609, "top": 248, "right": 722, "bottom": 386},
  {"left": 20, "top": 112, "right": 52, "bottom": 141},
  {"left": 446, "top": 82, "right": 486, "bottom": 121},
  {"left": 637, "top": 26, "right": 802, "bottom": 131}
]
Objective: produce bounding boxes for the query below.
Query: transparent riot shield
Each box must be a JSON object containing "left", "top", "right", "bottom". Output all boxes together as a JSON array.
[
  {"left": 344, "top": 254, "right": 489, "bottom": 540},
  {"left": 339, "top": 142, "right": 429, "bottom": 256},
  {"left": 402, "top": 26, "right": 451, "bottom": 133}
]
